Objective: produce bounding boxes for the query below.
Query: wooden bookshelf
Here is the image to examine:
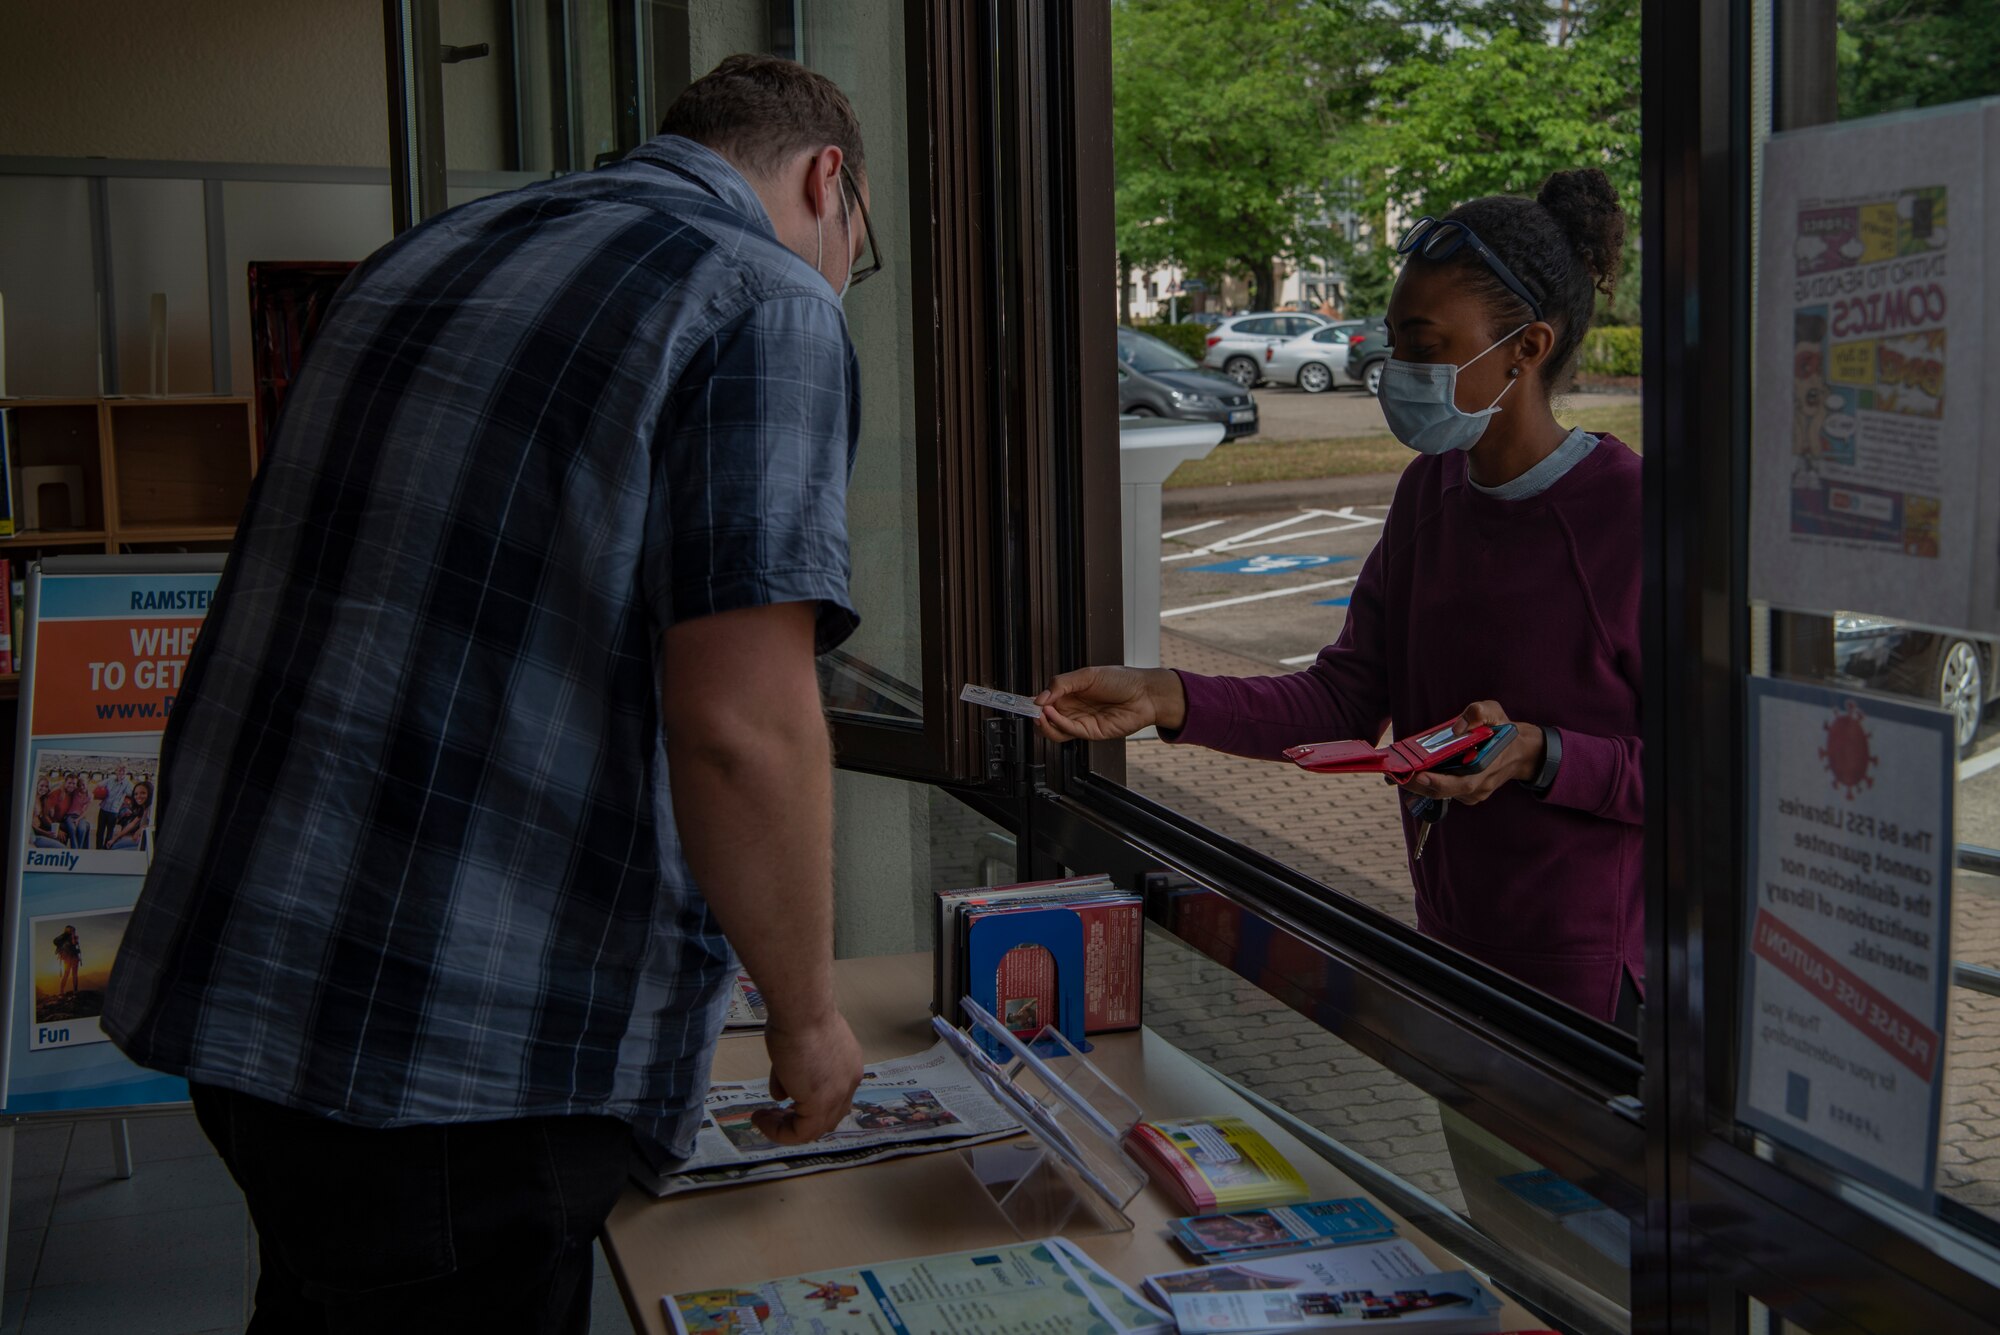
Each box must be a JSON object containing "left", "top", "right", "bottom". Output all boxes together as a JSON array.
[
  {"left": 0, "top": 396, "right": 256, "bottom": 701},
  {"left": 0, "top": 396, "right": 258, "bottom": 555}
]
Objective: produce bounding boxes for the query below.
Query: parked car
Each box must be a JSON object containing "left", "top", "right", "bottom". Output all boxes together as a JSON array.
[
  {"left": 1183, "top": 310, "right": 1229, "bottom": 329},
  {"left": 1833, "top": 615, "right": 1999, "bottom": 753},
  {"left": 1342, "top": 316, "right": 1393, "bottom": 396},
  {"left": 1263, "top": 321, "right": 1369, "bottom": 393},
  {"left": 1117, "top": 327, "right": 1259, "bottom": 439},
  {"left": 1201, "top": 312, "right": 1333, "bottom": 388}
]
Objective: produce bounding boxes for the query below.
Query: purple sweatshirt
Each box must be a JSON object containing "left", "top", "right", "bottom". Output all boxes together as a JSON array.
[{"left": 1170, "top": 438, "right": 1643, "bottom": 1021}]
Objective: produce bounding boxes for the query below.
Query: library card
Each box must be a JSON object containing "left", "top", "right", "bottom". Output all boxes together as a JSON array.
[{"left": 961, "top": 684, "right": 1044, "bottom": 718}]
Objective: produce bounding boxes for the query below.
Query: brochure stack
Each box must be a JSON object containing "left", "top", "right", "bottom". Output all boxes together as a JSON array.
[{"left": 1125, "top": 1115, "right": 1310, "bottom": 1214}]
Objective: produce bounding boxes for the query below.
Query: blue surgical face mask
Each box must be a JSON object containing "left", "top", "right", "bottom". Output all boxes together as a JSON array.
[{"left": 1377, "top": 324, "right": 1528, "bottom": 455}]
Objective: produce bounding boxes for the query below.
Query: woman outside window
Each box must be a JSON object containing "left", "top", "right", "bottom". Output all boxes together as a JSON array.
[{"left": 1038, "top": 169, "right": 1642, "bottom": 1026}]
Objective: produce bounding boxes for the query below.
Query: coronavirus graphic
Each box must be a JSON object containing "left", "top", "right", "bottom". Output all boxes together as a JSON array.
[{"left": 1821, "top": 698, "right": 1877, "bottom": 798}]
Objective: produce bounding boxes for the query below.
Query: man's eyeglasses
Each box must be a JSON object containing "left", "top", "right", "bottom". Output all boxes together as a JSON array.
[
  {"left": 1396, "top": 217, "right": 1543, "bottom": 323},
  {"left": 840, "top": 165, "right": 882, "bottom": 288}
]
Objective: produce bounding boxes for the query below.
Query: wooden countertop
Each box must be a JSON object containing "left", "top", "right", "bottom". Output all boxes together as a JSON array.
[{"left": 602, "top": 952, "right": 1540, "bottom": 1333}]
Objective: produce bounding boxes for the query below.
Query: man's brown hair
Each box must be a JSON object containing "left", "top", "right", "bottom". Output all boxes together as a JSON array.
[{"left": 660, "top": 54, "right": 865, "bottom": 183}]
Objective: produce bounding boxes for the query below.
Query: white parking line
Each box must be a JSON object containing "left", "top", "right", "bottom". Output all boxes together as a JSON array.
[
  {"left": 1162, "top": 519, "right": 1227, "bottom": 540},
  {"left": 1280, "top": 653, "right": 1320, "bottom": 666},
  {"left": 1961, "top": 746, "right": 2000, "bottom": 781},
  {"left": 1163, "top": 507, "right": 1386, "bottom": 562},
  {"left": 1161, "top": 576, "right": 1358, "bottom": 619},
  {"left": 1169, "top": 517, "right": 1386, "bottom": 557}
]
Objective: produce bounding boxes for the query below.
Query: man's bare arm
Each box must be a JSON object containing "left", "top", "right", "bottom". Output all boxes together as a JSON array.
[{"left": 660, "top": 600, "right": 861, "bottom": 1145}]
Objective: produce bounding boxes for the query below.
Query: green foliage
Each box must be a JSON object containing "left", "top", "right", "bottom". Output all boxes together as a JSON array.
[
  {"left": 1112, "top": 0, "right": 1424, "bottom": 304},
  {"left": 1335, "top": 242, "right": 1398, "bottom": 318},
  {"left": 1578, "top": 326, "right": 1643, "bottom": 378},
  {"left": 1144, "top": 323, "right": 1215, "bottom": 362},
  {"left": 1113, "top": 0, "right": 1643, "bottom": 325},
  {"left": 1837, "top": 0, "right": 2000, "bottom": 120},
  {"left": 1333, "top": 1, "right": 1640, "bottom": 227}
]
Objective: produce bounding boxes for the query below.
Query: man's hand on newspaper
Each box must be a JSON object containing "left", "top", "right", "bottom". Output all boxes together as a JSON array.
[{"left": 753, "top": 1010, "right": 865, "bottom": 1145}]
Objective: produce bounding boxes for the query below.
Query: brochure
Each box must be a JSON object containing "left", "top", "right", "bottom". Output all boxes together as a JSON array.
[
  {"left": 721, "top": 972, "right": 766, "bottom": 1031},
  {"left": 1143, "top": 1240, "right": 1434, "bottom": 1306},
  {"left": 1494, "top": 1169, "right": 1606, "bottom": 1219},
  {"left": 1126, "top": 1115, "right": 1309, "bottom": 1213},
  {"left": 635, "top": 1038, "right": 1023, "bottom": 1197},
  {"left": 665, "top": 1238, "right": 1164, "bottom": 1335},
  {"left": 1048, "top": 1238, "right": 1173, "bottom": 1335},
  {"left": 1167, "top": 1270, "right": 1501, "bottom": 1334},
  {"left": 1170, "top": 1198, "right": 1398, "bottom": 1261}
]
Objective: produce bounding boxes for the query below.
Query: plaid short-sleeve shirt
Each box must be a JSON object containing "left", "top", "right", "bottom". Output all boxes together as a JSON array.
[{"left": 103, "top": 136, "right": 859, "bottom": 1156}]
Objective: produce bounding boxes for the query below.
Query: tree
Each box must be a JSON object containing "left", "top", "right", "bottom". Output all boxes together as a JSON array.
[
  {"left": 1334, "top": 1, "right": 1638, "bottom": 222},
  {"left": 1331, "top": 0, "right": 1641, "bottom": 319},
  {"left": 1112, "top": 0, "right": 1378, "bottom": 309},
  {"left": 1837, "top": 0, "right": 2000, "bottom": 120}
]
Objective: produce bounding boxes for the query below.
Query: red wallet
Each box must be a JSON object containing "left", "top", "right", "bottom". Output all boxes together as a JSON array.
[{"left": 1283, "top": 721, "right": 1497, "bottom": 782}]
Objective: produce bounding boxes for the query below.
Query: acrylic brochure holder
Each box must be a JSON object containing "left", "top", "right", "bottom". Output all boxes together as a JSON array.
[{"left": 932, "top": 997, "right": 1147, "bottom": 1238}]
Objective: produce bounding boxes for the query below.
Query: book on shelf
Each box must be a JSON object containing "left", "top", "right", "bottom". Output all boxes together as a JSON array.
[
  {"left": 665, "top": 1237, "right": 1170, "bottom": 1335},
  {"left": 1170, "top": 1197, "right": 1399, "bottom": 1262},
  {"left": 0, "top": 406, "right": 14, "bottom": 539},
  {"left": 932, "top": 873, "right": 1143, "bottom": 1042},
  {"left": 0, "top": 558, "right": 11, "bottom": 674},
  {"left": 1125, "top": 1115, "right": 1309, "bottom": 1214}
]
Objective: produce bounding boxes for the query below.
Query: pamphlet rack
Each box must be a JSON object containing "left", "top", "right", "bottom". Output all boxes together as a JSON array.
[{"left": 933, "top": 997, "right": 1147, "bottom": 1239}]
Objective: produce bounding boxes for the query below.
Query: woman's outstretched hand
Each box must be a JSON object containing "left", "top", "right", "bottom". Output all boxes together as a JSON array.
[{"left": 1034, "top": 666, "right": 1187, "bottom": 743}]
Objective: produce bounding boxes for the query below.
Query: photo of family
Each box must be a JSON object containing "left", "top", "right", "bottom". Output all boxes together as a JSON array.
[
  {"left": 24, "top": 750, "right": 157, "bottom": 872},
  {"left": 29, "top": 906, "right": 133, "bottom": 1048}
]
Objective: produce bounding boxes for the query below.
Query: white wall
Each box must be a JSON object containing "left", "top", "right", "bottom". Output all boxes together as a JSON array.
[
  {"left": 0, "top": 1, "right": 390, "bottom": 167},
  {"left": 0, "top": 178, "right": 98, "bottom": 397}
]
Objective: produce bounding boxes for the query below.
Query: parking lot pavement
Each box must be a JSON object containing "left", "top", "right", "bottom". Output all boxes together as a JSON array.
[
  {"left": 1247, "top": 385, "right": 1636, "bottom": 443},
  {"left": 1159, "top": 505, "right": 1386, "bottom": 666},
  {"left": 1137, "top": 505, "right": 2000, "bottom": 1215}
]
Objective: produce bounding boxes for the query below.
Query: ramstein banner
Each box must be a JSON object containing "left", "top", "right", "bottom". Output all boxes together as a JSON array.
[
  {"left": 1739, "top": 677, "right": 1954, "bottom": 1207},
  {"left": 3, "top": 559, "right": 223, "bottom": 1113},
  {"left": 1750, "top": 100, "right": 1999, "bottom": 633}
]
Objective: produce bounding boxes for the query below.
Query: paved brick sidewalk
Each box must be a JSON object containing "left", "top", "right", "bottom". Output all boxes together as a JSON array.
[{"left": 1127, "top": 631, "right": 1417, "bottom": 928}]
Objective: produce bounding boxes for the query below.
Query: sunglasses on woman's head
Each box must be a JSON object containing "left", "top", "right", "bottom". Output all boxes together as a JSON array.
[{"left": 1396, "top": 217, "right": 1545, "bottom": 324}]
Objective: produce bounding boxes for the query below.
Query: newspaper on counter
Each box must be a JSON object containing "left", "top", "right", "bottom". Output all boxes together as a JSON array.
[
  {"left": 666, "top": 1237, "right": 1169, "bottom": 1335},
  {"left": 634, "top": 1037, "right": 1024, "bottom": 1197}
]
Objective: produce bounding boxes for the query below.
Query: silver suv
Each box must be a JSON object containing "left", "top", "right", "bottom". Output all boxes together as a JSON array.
[{"left": 1202, "top": 312, "right": 1333, "bottom": 387}]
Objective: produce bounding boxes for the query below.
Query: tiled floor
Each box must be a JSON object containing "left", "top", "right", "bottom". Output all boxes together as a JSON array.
[{"left": 1, "top": 1113, "right": 636, "bottom": 1334}]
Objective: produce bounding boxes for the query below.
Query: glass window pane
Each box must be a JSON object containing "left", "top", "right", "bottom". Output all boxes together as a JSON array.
[
  {"left": 1145, "top": 917, "right": 1631, "bottom": 1330},
  {"left": 1740, "top": 0, "right": 2000, "bottom": 1250},
  {"left": 800, "top": 0, "right": 925, "bottom": 723},
  {"left": 1105, "top": 3, "right": 1645, "bottom": 1031}
]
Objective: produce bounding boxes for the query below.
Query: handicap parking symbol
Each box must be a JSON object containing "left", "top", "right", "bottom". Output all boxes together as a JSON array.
[{"left": 1188, "top": 554, "right": 1353, "bottom": 575}]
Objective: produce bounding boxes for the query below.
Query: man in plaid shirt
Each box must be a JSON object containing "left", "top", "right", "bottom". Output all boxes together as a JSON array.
[{"left": 105, "top": 55, "right": 871, "bottom": 1333}]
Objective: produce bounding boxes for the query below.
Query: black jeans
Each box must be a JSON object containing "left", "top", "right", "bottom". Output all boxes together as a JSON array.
[{"left": 191, "top": 1083, "right": 633, "bottom": 1335}]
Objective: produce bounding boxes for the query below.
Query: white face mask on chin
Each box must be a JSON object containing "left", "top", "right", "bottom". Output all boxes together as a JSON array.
[{"left": 1376, "top": 324, "right": 1529, "bottom": 455}]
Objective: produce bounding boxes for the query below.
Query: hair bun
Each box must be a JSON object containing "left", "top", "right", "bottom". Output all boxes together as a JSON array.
[{"left": 1537, "top": 168, "right": 1626, "bottom": 298}]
